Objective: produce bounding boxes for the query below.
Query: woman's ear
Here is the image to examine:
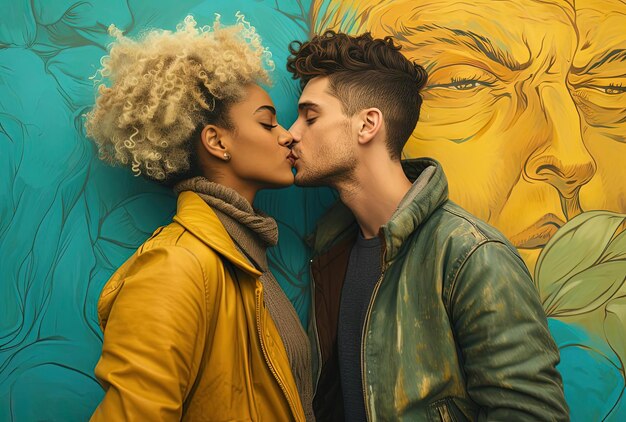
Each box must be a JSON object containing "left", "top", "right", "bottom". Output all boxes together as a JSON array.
[
  {"left": 200, "top": 125, "right": 231, "bottom": 161},
  {"left": 357, "top": 108, "right": 383, "bottom": 145}
]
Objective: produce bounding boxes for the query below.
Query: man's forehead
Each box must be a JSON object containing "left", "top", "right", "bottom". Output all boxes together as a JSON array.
[
  {"left": 302, "top": 76, "right": 329, "bottom": 93},
  {"left": 299, "top": 77, "right": 333, "bottom": 106}
]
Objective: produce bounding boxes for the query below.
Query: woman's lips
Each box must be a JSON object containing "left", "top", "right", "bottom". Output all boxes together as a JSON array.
[
  {"left": 287, "top": 151, "right": 298, "bottom": 166},
  {"left": 510, "top": 213, "right": 565, "bottom": 249}
]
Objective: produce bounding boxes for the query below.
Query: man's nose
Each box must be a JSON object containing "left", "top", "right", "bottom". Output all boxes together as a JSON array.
[
  {"left": 288, "top": 121, "right": 301, "bottom": 144},
  {"left": 525, "top": 83, "right": 596, "bottom": 212}
]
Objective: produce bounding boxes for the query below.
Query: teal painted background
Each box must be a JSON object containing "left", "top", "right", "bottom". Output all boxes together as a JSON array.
[
  {"left": 0, "top": 1, "right": 335, "bottom": 419},
  {"left": 1, "top": 0, "right": 624, "bottom": 420}
]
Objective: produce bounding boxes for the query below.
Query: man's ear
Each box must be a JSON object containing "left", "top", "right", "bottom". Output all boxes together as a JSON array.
[
  {"left": 357, "top": 108, "right": 383, "bottom": 145},
  {"left": 200, "top": 125, "right": 230, "bottom": 161}
]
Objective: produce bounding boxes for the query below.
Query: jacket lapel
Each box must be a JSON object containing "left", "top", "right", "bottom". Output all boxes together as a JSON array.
[{"left": 173, "top": 191, "right": 262, "bottom": 277}]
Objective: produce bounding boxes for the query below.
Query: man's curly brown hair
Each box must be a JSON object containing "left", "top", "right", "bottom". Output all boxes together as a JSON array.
[
  {"left": 287, "top": 30, "right": 427, "bottom": 159},
  {"left": 84, "top": 14, "right": 273, "bottom": 186}
]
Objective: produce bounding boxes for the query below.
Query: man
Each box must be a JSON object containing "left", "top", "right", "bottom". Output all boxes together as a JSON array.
[
  {"left": 287, "top": 31, "right": 568, "bottom": 421},
  {"left": 311, "top": 1, "right": 626, "bottom": 419}
]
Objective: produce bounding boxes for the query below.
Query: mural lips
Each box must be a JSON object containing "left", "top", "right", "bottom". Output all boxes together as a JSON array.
[{"left": 509, "top": 213, "right": 565, "bottom": 249}]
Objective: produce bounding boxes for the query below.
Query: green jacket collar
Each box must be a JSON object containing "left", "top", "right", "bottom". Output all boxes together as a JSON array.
[{"left": 311, "top": 158, "right": 449, "bottom": 263}]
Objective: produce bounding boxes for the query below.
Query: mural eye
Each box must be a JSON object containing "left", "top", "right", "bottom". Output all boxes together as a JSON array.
[
  {"left": 446, "top": 76, "right": 494, "bottom": 90},
  {"left": 450, "top": 80, "right": 481, "bottom": 90},
  {"left": 425, "top": 66, "right": 497, "bottom": 92},
  {"left": 427, "top": 76, "right": 492, "bottom": 91},
  {"left": 597, "top": 83, "right": 626, "bottom": 95}
]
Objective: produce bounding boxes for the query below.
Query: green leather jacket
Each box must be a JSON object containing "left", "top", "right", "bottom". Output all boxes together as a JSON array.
[{"left": 308, "top": 158, "right": 568, "bottom": 421}]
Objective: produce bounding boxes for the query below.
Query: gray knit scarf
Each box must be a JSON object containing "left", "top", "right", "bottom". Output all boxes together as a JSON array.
[{"left": 174, "top": 177, "right": 314, "bottom": 421}]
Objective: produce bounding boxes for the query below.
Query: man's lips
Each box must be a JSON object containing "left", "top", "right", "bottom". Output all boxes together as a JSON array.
[
  {"left": 510, "top": 213, "right": 566, "bottom": 249},
  {"left": 287, "top": 151, "right": 298, "bottom": 166}
]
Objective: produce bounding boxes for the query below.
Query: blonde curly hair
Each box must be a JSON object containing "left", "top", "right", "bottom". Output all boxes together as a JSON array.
[{"left": 85, "top": 13, "right": 274, "bottom": 184}]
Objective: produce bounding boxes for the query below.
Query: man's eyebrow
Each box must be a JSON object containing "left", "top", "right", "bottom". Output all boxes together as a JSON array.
[
  {"left": 573, "top": 48, "right": 626, "bottom": 75},
  {"left": 254, "top": 105, "right": 276, "bottom": 115},
  {"left": 298, "top": 102, "right": 319, "bottom": 111},
  {"left": 396, "top": 24, "right": 531, "bottom": 71}
]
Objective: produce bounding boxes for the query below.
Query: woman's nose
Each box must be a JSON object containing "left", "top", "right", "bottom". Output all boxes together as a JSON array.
[{"left": 278, "top": 127, "right": 294, "bottom": 147}]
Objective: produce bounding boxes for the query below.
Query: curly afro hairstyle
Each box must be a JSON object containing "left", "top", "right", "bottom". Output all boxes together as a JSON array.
[
  {"left": 287, "top": 30, "right": 427, "bottom": 159},
  {"left": 84, "top": 13, "right": 274, "bottom": 186}
]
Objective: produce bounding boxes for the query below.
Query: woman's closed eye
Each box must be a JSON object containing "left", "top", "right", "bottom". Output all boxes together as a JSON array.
[{"left": 261, "top": 123, "right": 278, "bottom": 130}]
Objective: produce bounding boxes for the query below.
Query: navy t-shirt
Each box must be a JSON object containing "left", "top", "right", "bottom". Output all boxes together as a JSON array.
[{"left": 337, "top": 232, "right": 383, "bottom": 421}]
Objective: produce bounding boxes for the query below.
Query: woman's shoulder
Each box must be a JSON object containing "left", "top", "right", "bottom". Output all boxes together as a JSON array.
[
  {"left": 139, "top": 220, "right": 222, "bottom": 262},
  {"left": 100, "top": 222, "right": 225, "bottom": 301},
  {"left": 97, "top": 223, "right": 228, "bottom": 326}
]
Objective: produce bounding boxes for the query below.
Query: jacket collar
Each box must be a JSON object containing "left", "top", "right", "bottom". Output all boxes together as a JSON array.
[
  {"left": 173, "top": 191, "right": 262, "bottom": 277},
  {"left": 311, "top": 158, "right": 449, "bottom": 263}
]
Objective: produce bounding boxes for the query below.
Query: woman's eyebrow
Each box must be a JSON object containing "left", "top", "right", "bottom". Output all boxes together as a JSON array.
[{"left": 254, "top": 105, "right": 276, "bottom": 115}]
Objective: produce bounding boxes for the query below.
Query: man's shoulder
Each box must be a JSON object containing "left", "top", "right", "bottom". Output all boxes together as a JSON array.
[
  {"left": 427, "top": 200, "right": 516, "bottom": 251},
  {"left": 412, "top": 201, "right": 531, "bottom": 312},
  {"left": 408, "top": 200, "right": 522, "bottom": 278}
]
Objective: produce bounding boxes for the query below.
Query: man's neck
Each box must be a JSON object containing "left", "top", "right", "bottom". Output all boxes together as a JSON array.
[{"left": 337, "top": 160, "right": 413, "bottom": 239}]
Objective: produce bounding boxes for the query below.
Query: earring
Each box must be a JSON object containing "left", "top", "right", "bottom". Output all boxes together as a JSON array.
[{"left": 223, "top": 152, "right": 231, "bottom": 161}]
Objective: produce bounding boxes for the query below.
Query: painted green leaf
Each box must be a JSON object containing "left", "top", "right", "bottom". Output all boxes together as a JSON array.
[
  {"left": 600, "top": 228, "right": 626, "bottom": 263},
  {"left": 536, "top": 211, "right": 625, "bottom": 304},
  {"left": 544, "top": 261, "right": 626, "bottom": 317},
  {"left": 604, "top": 295, "right": 626, "bottom": 373}
]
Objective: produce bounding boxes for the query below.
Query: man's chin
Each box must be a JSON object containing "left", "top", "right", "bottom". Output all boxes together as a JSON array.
[
  {"left": 294, "top": 172, "right": 324, "bottom": 187},
  {"left": 294, "top": 165, "right": 353, "bottom": 188}
]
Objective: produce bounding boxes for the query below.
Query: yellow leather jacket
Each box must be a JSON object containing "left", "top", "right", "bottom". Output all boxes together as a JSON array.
[{"left": 91, "top": 191, "right": 305, "bottom": 421}]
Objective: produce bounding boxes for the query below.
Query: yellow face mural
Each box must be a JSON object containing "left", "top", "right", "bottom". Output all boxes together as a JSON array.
[
  {"left": 573, "top": 0, "right": 626, "bottom": 215},
  {"left": 313, "top": 0, "right": 626, "bottom": 275}
]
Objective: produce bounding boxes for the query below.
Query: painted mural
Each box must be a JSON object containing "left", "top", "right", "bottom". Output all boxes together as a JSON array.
[{"left": 0, "top": 0, "right": 624, "bottom": 420}]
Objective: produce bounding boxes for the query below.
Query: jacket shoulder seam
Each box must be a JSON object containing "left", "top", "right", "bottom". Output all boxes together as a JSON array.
[
  {"left": 441, "top": 203, "right": 525, "bottom": 265},
  {"left": 440, "top": 204, "right": 491, "bottom": 242},
  {"left": 445, "top": 239, "right": 510, "bottom": 316},
  {"left": 98, "top": 244, "right": 209, "bottom": 307},
  {"left": 439, "top": 204, "right": 492, "bottom": 314}
]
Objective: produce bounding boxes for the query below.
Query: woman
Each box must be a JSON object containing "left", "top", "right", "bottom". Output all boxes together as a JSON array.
[{"left": 85, "top": 15, "right": 313, "bottom": 421}]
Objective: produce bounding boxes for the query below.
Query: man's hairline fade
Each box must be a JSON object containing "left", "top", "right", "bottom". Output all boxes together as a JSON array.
[{"left": 287, "top": 31, "right": 428, "bottom": 159}]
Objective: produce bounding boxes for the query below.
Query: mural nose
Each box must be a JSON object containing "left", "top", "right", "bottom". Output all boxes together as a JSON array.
[
  {"left": 528, "top": 152, "right": 596, "bottom": 198},
  {"left": 525, "top": 84, "right": 597, "bottom": 217}
]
